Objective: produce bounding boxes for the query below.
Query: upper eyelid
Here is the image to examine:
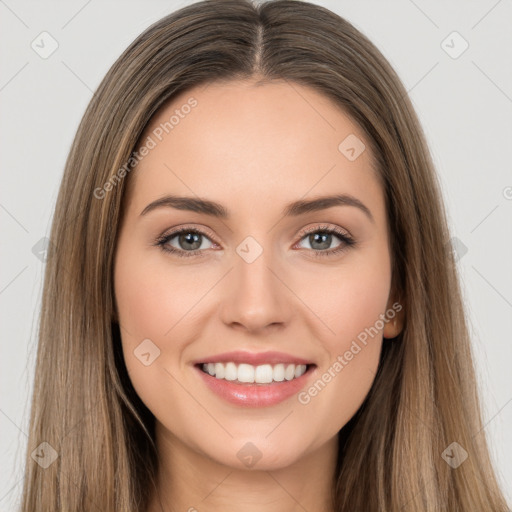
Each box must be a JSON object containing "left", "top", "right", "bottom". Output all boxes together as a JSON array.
[{"left": 300, "top": 224, "right": 351, "bottom": 236}]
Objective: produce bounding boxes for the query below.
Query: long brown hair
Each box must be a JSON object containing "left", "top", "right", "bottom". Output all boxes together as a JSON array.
[{"left": 20, "top": 0, "right": 510, "bottom": 510}]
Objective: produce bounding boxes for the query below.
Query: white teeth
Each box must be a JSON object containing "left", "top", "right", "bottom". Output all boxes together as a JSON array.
[
  {"left": 214, "top": 362, "right": 225, "bottom": 379},
  {"left": 284, "top": 364, "right": 295, "bottom": 381},
  {"left": 201, "top": 362, "right": 308, "bottom": 383},
  {"left": 224, "top": 362, "right": 237, "bottom": 381},
  {"left": 238, "top": 363, "right": 255, "bottom": 383},
  {"left": 255, "top": 364, "right": 273, "bottom": 383},
  {"left": 296, "top": 364, "right": 307, "bottom": 377},
  {"left": 273, "top": 363, "right": 285, "bottom": 382}
]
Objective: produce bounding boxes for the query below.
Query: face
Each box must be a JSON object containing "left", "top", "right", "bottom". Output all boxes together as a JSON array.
[{"left": 113, "top": 79, "right": 402, "bottom": 471}]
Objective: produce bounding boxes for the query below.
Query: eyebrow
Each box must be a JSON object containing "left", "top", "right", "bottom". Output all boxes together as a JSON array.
[{"left": 139, "top": 193, "right": 374, "bottom": 223}]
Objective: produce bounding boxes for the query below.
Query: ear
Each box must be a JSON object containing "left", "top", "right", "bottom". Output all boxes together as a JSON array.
[{"left": 383, "top": 296, "right": 404, "bottom": 340}]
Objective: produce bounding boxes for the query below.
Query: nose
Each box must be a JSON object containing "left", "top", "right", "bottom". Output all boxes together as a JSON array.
[{"left": 219, "top": 243, "right": 293, "bottom": 334}]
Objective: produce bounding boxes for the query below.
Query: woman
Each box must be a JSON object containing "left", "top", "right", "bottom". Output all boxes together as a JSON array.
[{"left": 20, "top": 0, "right": 510, "bottom": 510}]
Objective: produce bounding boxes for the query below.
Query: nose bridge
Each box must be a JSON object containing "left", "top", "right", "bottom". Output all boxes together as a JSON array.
[
  {"left": 236, "top": 239, "right": 274, "bottom": 294},
  {"left": 220, "top": 234, "right": 290, "bottom": 331}
]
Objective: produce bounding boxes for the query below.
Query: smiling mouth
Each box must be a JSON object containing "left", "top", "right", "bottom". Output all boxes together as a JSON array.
[{"left": 197, "top": 362, "right": 315, "bottom": 385}]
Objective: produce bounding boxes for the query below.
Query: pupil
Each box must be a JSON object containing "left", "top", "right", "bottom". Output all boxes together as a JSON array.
[
  {"left": 180, "top": 232, "right": 201, "bottom": 250},
  {"left": 311, "top": 233, "right": 331, "bottom": 250}
]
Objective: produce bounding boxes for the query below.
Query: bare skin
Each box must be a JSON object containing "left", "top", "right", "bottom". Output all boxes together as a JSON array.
[{"left": 113, "top": 78, "right": 403, "bottom": 512}]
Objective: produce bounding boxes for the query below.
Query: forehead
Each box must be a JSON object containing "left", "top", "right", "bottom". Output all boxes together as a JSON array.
[{"left": 126, "top": 79, "right": 382, "bottom": 219}]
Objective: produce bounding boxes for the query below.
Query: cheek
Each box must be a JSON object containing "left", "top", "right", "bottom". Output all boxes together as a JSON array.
[
  {"left": 113, "top": 249, "right": 181, "bottom": 399},
  {"left": 113, "top": 247, "right": 215, "bottom": 413},
  {"left": 114, "top": 247, "right": 210, "bottom": 342},
  {"left": 291, "top": 247, "right": 391, "bottom": 430},
  {"left": 295, "top": 247, "right": 392, "bottom": 351}
]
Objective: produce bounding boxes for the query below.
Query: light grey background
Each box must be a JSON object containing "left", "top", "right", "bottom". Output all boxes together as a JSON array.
[{"left": 1, "top": 0, "right": 511, "bottom": 509}]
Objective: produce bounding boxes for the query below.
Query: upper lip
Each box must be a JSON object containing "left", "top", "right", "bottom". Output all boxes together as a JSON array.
[{"left": 194, "top": 351, "right": 314, "bottom": 366}]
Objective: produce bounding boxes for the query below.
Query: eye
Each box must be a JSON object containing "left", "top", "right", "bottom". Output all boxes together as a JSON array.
[
  {"left": 155, "top": 224, "right": 355, "bottom": 259},
  {"left": 155, "top": 227, "right": 216, "bottom": 258},
  {"left": 295, "top": 224, "right": 355, "bottom": 258}
]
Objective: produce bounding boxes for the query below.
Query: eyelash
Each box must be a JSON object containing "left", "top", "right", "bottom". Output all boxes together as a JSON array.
[{"left": 154, "top": 224, "right": 356, "bottom": 259}]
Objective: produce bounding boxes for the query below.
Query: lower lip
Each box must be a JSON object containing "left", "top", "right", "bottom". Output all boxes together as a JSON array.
[{"left": 195, "top": 365, "right": 315, "bottom": 407}]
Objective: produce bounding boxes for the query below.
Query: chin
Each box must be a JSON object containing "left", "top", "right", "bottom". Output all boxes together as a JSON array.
[{"left": 202, "top": 432, "right": 319, "bottom": 472}]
